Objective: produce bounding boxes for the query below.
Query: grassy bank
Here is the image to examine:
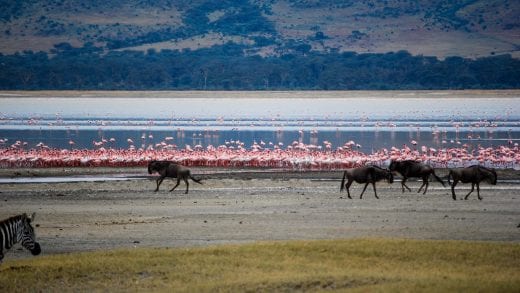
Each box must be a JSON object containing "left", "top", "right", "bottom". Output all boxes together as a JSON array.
[{"left": 1, "top": 238, "right": 518, "bottom": 292}]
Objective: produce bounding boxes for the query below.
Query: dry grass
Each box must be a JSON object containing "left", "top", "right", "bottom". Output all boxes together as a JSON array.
[
  {"left": 1, "top": 238, "right": 518, "bottom": 292},
  {"left": 268, "top": 1, "right": 519, "bottom": 59}
]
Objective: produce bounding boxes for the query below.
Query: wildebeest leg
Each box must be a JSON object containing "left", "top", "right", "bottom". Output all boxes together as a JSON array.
[
  {"left": 184, "top": 177, "right": 189, "bottom": 194},
  {"left": 170, "top": 178, "right": 181, "bottom": 192},
  {"left": 476, "top": 183, "right": 482, "bottom": 200},
  {"left": 451, "top": 180, "right": 458, "bottom": 200},
  {"left": 418, "top": 176, "right": 429, "bottom": 194},
  {"left": 360, "top": 182, "right": 369, "bottom": 199},
  {"left": 359, "top": 182, "right": 369, "bottom": 198},
  {"left": 401, "top": 178, "right": 412, "bottom": 192},
  {"left": 372, "top": 182, "right": 379, "bottom": 199},
  {"left": 464, "top": 183, "right": 475, "bottom": 200},
  {"left": 417, "top": 180, "right": 425, "bottom": 193},
  {"left": 155, "top": 177, "right": 164, "bottom": 192},
  {"left": 346, "top": 179, "right": 353, "bottom": 199}
]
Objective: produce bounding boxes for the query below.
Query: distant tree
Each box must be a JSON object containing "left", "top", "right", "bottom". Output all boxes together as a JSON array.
[{"left": 0, "top": 44, "right": 518, "bottom": 90}]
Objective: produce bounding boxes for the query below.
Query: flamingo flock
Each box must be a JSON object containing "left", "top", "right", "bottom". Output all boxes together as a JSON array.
[{"left": 0, "top": 142, "right": 518, "bottom": 170}]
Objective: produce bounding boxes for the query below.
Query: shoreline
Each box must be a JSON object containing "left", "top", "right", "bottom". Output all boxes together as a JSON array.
[
  {"left": 1, "top": 166, "right": 519, "bottom": 180},
  {"left": 1, "top": 89, "right": 519, "bottom": 99}
]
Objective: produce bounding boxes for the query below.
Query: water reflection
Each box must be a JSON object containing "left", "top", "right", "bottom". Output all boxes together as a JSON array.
[
  {"left": 1, "top": 127, "right": 518, "bottom": 154},
  {"left": 1, "top": 92, "right": 519, "bottom": 153}
]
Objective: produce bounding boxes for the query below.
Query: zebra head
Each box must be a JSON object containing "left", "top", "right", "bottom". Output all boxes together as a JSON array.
[{"left": 21, "top": 213, "right": 41, "bottom": 256}]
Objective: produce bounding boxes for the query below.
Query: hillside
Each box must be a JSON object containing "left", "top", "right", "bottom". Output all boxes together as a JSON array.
[{"left": 0, "top": 0, "right": 518, "bottom": 59}]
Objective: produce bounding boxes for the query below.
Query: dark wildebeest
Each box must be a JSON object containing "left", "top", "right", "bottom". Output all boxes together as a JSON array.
[
  {"left": 147, "top": 160, "right": 202, "bottom": 194},
  {"left": 448, "top": 165, "right": 497, "bottom": 200},
  {"left": 389, "top": 160, "right": 445, "bottom": 194},
  {"left": 340, "top": 166, "right": 394, "bottom": 199}
]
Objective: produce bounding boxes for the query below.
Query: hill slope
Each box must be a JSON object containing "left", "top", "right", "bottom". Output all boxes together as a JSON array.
[{"left": 0, "top": 0, "right": 518, "bottom": 58}]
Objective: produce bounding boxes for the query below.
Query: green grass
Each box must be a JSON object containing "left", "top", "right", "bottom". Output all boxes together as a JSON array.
[{"left": 1, "top": 238, "right": 519, "bottom": 292}]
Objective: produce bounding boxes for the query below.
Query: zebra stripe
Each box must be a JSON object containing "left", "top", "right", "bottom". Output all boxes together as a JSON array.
[{"left": 0, "top": 213, "right": 41, "bottom": 263}]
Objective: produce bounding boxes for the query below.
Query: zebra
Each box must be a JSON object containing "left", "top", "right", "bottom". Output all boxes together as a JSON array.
[{"left": 0, "top": 213, "right": 41, "bottom": 263}]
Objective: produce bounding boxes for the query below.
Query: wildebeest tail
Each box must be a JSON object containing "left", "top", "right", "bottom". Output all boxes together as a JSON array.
[
  {"left": 190, "top": 175, "right": 203, "bottom": 184},
  {"left": 447, "top": 170, "right": 452, "bottom": 185},
  {"left": 340, "top": 171, "right": 347, "bottom": 192},
  {"left": 432, "top": 170, "right": 445, "bottom": 187}
]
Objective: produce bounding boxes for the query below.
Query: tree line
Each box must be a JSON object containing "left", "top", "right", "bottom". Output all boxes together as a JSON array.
[{"left": 0, "top": 43, "right": 518, "bottom": 90}]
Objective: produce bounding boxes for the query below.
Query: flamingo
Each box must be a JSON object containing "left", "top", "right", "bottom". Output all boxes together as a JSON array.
[{"left": 0, "top": 137, "right": 518, "bottom": 170}]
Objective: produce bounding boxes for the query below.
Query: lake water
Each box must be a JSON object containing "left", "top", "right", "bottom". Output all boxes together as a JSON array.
[{"left": 1, "top": 91, "right": 519, "bottom": 153}]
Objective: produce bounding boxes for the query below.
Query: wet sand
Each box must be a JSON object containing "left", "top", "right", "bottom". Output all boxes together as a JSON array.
[{"left": 1, "top": 168, "right": 519, "bottom": 260}]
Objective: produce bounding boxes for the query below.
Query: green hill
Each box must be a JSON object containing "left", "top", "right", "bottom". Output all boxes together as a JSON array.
[{"left": 1, "top": 0, "right": 518, "bottom": 58}]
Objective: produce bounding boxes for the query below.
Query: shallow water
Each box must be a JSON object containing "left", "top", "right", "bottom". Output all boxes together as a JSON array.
[
  {"left": 0, "top": 175, "right": 137, "bottom": 184},
  {"left": 1, "top": 91, "right": 519, "bottom": 153}
]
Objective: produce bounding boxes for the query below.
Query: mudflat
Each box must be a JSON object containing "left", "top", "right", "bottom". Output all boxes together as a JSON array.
[{"left": 0, "top": 167, "right": 519, "bottom": 261}]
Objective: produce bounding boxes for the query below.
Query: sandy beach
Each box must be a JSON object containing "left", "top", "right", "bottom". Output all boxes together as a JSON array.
[{"left": 1, "top": 167, "right": 519, "bottom": 261}]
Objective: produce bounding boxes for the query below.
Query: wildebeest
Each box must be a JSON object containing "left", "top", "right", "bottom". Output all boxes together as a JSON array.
[
  {"left": 389, "top": 160, "right": 445, "bottom": 194},
  {"left": 340, "top": 165, "right": 394, "bottom": 199},
  {"left": 147, "top": 160, "right": 202, "bottom": 194},
  {"left": 448, "top": 165, "right": 497, "bottom": 200}
]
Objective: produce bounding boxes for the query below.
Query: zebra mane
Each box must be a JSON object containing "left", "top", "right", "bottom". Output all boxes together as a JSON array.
[
  {"left": 0, "top": 214, "right": 24, "bottom": 224},
  {"left": 0, "top": 213, "right": 33, "bottom": 225}
]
